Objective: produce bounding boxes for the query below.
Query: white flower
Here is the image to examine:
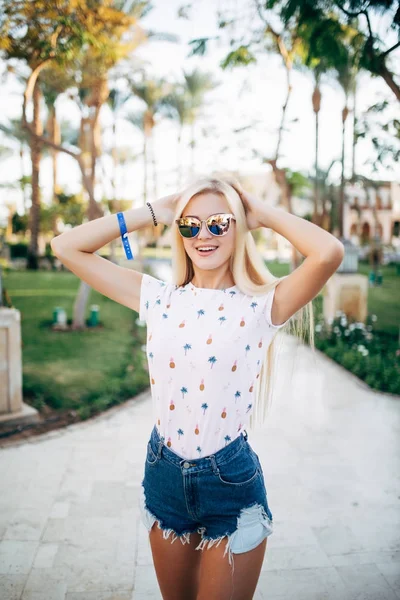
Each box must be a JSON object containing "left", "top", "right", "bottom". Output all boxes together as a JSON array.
[
  {"left": 362, "top": 349, "right": 369, "bottom": 356},
  {"left": 371, "top": 314, "right": 377, "bottom": 322},
  {"left": 315, "top": 324, "right": 322, "bottom": 332},
  {"left": 349, "top": 323, "right": 355, "bottom": 331},
  {"left": 333, "top": 326, "right": 340, "bottom": 333},
  {"left": 327, "top": 317, "right": 334, "bottom": 325},
  {"left": 344, "top": 330, "right": 350, "bottom": 336}
]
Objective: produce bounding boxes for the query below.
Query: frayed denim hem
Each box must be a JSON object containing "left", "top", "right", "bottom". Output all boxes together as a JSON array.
[{"left": 139, "top": 486, "right": 273, "bottom": 576}]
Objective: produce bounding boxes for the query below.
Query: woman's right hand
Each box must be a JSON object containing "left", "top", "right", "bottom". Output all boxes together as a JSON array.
[{"left": 152, "top": 193, "right": 181, "bottom": 227}]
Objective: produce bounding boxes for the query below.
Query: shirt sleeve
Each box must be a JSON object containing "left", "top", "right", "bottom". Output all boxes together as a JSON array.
[
  {"left": 262, "top": 278, "right": 290, "bottom": 329},
  {"left": 139, "top": 273, "right": 166, "bottom": 324}
]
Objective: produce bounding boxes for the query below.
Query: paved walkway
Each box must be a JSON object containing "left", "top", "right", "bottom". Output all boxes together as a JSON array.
[{"left": 0, "top": 334, "right": 399, "bottom": 600}]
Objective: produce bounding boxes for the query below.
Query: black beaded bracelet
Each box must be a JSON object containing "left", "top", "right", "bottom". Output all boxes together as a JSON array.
[{"left": 146, "top": 202, "right": 158, "bottom": 226}]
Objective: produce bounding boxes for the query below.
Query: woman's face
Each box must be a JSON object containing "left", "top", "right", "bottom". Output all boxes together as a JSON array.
[{"left": 180, "top": 192, "right": 236, "bottom": 273}]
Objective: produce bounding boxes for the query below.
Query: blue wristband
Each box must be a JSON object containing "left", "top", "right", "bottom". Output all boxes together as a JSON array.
[{"left": 117, "top": 212, "right": 134, "bottom": 260}]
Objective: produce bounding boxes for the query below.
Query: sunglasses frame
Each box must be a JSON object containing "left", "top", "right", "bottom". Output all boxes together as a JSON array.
[{"left": 175, "top": 213, "right": 236, "bottom": 239}]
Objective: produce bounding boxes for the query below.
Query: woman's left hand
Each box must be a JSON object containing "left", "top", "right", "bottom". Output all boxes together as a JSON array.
[{"left": 239, "top": 189, "right": 264, "bottom": 231}]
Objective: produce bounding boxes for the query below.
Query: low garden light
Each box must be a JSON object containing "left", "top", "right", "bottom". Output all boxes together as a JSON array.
[
  {"left": 89, "top": 304, "right": 99, "bottom": 327},
  {"left": 53, "top": 307, "right": 61, "bottom": 325}
]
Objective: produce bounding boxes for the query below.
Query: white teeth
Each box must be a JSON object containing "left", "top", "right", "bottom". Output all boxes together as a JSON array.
[{"left": 197, "top": 247, "right": 217, "bottom": 251}]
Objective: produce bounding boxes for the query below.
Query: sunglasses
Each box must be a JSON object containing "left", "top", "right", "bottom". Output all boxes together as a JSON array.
[{"left": 175, "top": 213, "right": 236, "bottom": 239}]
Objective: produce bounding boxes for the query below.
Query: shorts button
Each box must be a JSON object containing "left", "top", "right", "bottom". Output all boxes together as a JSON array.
[{"left": 183, "top": 461, "right": 190, "bottom": 468}]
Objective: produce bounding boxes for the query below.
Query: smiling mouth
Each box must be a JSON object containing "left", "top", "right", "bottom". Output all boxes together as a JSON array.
[{"left": 196, "top": 247, "right": 218, "bottom": 256}]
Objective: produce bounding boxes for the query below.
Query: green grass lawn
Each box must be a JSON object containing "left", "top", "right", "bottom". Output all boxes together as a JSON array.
[{"left": 3, "top": 270, "right": 148, "bottom": 412}]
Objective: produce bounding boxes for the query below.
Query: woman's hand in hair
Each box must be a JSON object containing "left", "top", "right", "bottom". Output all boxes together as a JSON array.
[
  {"left": 237, "top": 189, "right": 264, "bottom": 231},
  {"left": 152, "top": 194, "right": 181, "bottom": 227}
]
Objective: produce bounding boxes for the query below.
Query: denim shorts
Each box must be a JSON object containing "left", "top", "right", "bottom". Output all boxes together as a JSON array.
[{"left": 138, "top": 424, "right": 274, "bottom": 569}]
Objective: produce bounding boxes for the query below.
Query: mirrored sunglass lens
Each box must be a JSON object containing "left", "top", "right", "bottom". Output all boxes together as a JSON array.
[
  {"left": 179, "top": 219, "right": 200, "bottom": 238},
  {"left": 208, "top": 216, "right": 229, "bottom": 235}
]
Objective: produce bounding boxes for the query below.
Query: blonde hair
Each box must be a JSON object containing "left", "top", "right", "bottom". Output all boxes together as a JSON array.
[{"left": 170, "top": 171, "right": 314, "bottom": 429}]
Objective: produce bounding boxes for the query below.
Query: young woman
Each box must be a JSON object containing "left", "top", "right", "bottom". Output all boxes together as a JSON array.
[{"left": 51, "top": 174, "right": 344, "bottom": 600}]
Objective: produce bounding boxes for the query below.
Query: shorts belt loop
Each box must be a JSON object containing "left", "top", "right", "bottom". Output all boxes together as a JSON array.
[
  {"left": 209, "top": 454, "right": 219, "bottom": 474},
  {"left": 243, "top": 429, "right": 248, "bottom": 441},
  {"left": 157, "top": 440, "right": 163, "bottom": 458}
]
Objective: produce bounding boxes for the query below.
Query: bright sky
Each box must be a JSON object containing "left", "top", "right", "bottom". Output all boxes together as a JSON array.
[{"left": 0, "top": 0, "right": 398, "bottom": 224}]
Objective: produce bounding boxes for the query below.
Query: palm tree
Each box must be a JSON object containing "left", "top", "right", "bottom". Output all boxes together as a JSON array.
[
  {"left": 107, "top": 88, "right": 130, "bottom": 210},
  {"left": 106, "top": 87, "right": 130, "bottom": 262},
  {"left": 182, "top": 69, "right": 218, "bottom": 174},
  {"left": 128, "top": 78, "right": 172, "bottom": 203},
  {"left": 159, "top": 85, "right": 193, "bottom": 187},
  {"left": 311, "top": 67, "right": 323, "bottom": 227}
]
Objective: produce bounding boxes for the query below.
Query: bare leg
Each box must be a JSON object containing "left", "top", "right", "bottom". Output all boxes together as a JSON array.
[
  {"left": 149, "top": 523, "right": 203, "bottom": 600},
  {"left": 196, "top": 536, "right": 267, "bottom": 600}
]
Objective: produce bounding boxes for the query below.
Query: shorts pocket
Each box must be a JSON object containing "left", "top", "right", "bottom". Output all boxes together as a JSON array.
[
  {"left": 146, "top": 441, "right": 159, "bottom": 466},
  {"left": 215, "top": 447, "right": 260, "bottom": 486}
]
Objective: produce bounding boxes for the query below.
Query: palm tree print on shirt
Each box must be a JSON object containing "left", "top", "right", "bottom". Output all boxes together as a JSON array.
[
  {"left": 208, "top": 356, "right": 217, "bottom": 369},
  {"left": 142, "top": 273, "right": 280, "bottom": 459}
]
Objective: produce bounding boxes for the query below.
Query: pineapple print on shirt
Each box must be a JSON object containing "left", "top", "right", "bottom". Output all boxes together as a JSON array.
[{"left": 139, "top": 274, "right": 289, "bottom": 460}]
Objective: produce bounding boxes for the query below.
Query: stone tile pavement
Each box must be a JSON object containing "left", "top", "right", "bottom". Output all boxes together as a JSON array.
[{"left": 0, "top": 333, "right": 399, "bottom": 599}]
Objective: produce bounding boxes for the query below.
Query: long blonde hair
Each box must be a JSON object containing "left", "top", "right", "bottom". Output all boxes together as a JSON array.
[{"left": 170, "top": 171, "right": 314, "bottom": 429}]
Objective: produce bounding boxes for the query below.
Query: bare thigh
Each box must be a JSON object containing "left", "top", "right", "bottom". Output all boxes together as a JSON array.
[
  {"left": 149, "top": 523, "right": 202, "bottom": 600},
  {"left": 197, "top": 536, "right": 267, "bottom": 600}
]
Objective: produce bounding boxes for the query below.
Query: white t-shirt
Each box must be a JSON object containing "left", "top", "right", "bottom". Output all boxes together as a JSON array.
[{"left": 139, "top": 274, "right": 289, "bottom": 459}]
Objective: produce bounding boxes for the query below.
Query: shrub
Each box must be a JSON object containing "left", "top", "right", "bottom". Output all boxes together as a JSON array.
[{"left": 311, "top": 311, "right": 400, "bottom": 395}]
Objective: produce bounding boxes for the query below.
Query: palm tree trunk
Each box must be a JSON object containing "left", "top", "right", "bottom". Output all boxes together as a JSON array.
[
  {"left": 109, "top": 119, "right": 118, "bottom": 264},
  {"left": 339, "top": 106, "right": 348, "bottom": 238},
  {"left": 27, "top": 79, "right": 42, "bottom": 270},
  {"left": 352, "top": 80, "right": 357, "bottom": 181},
  {"left": 314, "top": 110, "right": 320, "bottom": 223},
  {"left": 50, "top": 106, "right": 60, "bottom": 236},
  {"left": 312, "top": 82, "right": 321, "bottom": 226},
  {"left": 19, "top": 143, "right": 28, "bottom": 212}
]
